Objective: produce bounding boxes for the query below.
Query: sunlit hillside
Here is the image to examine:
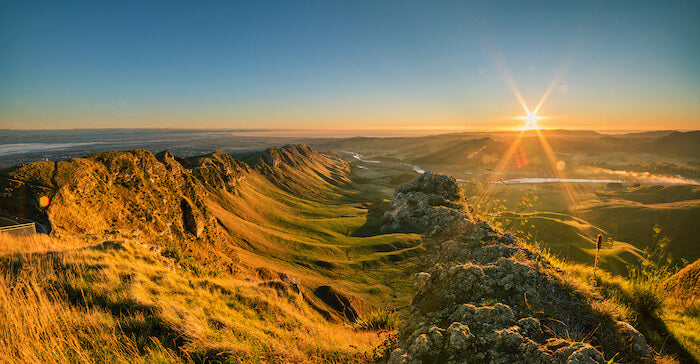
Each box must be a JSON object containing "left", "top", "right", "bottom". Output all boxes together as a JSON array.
[
  {"left": 0, "top": 145, "right": 426, "bottom": 363},
  {"left": 0, "top": 145, "right": 698, "bottom": 363}
]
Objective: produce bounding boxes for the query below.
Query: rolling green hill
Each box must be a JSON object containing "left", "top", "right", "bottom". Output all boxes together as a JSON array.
[{"left": 505, "top": 211, "right": 644, "bottom": 275}]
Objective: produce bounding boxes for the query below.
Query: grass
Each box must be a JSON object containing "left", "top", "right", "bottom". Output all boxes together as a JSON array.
[
  {"left": 334, "top": 135, "right": 700, "bottom": 362},
  {"left": 460, "top": 193, "right": 695, "bottom": 362},
  {"left": 4, "top": 144, "right": 697, "bottom": 362},
  {"left": 354, "top": 309, "right": 398, "bottom": 331},
  {"left": 0, "top": 246, "right": 181, "bottom": 363},
  {"left": 0, "top": 152, "right": 424, "bottom": 363},
  {"left": 527, "top": 246, "right": 698, "bottom": 363},
  {"left": 0, "top": 232, "right": 91, "bottom": 255},
  {"left": 0, "top": 235, "right": 390, "bottom": 363}
]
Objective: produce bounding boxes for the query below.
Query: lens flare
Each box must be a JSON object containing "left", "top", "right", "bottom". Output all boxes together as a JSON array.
[{"left": 39, "top": 196, "right": 50, "bottom": 207}]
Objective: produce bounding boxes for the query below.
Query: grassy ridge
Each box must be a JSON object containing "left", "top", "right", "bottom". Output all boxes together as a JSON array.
[{"left": 0, "top": 146, "right": 423, "bottom": 363}]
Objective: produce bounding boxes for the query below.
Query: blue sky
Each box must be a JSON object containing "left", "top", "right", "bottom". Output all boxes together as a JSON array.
[{"left": 1, "top": 0, "right": 698, "bottom": 130}]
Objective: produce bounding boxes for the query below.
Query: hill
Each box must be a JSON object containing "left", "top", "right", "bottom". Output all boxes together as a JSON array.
[
  {"left": 0, "top": 145, "right": 424, "bottom": 362},
  {"left": 1, "top": 145, "right": 696, "bottom": 363},
  {"left": 663, "top": 259, "right": 700, "bottom": 300},
  {"left": 576, "top": 194, "right": 700, "bottom": 262},
  {"left": 652, "top": 131, "right": 700, "bottom": 158},
  {"left": 503, "top": 211, "right": 644, "bottom": 275}
]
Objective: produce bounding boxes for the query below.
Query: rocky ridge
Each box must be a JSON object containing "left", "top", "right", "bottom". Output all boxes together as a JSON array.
[
  {"left": 243, "top": 144, "right": 352, "bottom": 198},
  {"left": 0, "top": 145, "right": 347, "bottom": 263},
  {"left": 382, "top": 172, "right": 653, "bottom": 363}
]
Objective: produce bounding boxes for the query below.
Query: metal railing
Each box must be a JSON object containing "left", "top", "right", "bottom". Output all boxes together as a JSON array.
[
  {"left": 0, "top": 223, "right": 37, "bottom": 235},
  {"left": 0, "top": 210, "right": 50, "bottom": 234}
]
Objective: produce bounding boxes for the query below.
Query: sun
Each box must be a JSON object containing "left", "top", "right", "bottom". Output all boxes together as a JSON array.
[{"left": 519, "top": 111, "right": 543, "bottom": 131}]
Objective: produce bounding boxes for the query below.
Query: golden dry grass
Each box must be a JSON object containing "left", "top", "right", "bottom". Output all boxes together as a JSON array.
[
  {"left": 556, "top": 259, "right": 699, "bottom": 363},
  {"left": 0, "top": 233, "right": 388, "bottom": 363},
  {"left": 0, "top": 250, "right": 181, "bottom": 363},
  {"left": 0, "top": 232, "right": 91, "bottom": 255}
]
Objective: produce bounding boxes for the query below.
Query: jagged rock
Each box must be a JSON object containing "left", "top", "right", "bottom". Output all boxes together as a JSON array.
[
  {"left": 381, "top": 172, "right": 465, "bottom": 234},
  {"left": 180, "top": 198, "right": 204, "bottom": 237},
  {"left": 382, "top": 173, "right": 654, "bottom": 364},
  {"left": 428, "top": 326, "right": 445, "bottom": 346},
  {"left": 517, "top": 317, "right": 544, "bottom": 341},
  {"left": 395, "top": 171, "right": 461, "bottom": 201},
  {"left": 190, "top": 151, "right": 248, "bottom": 192},
  {"left": 0, "top": 145, "right": 349, "bottom": 272},
  {"left": 446, "top": 322, "right": 473, "bottom": 350},
  {"left": 414, "top": 272, "right": 431, "bottom": 289},
  {"left": 408, "top": 334, "right": 431, "bottom": 356},
  {"left": 243, "top": 144, "right": 351, "bottom": 198},
  {"left": 388, "top": 348, "right": 409, "bottom": 364}
]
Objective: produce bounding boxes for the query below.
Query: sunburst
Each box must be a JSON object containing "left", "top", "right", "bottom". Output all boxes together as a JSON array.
[
  {"left": 519, "top": 111, "right": 543, "bottom": 131},
  {"left": 475, "top": 52, "right": 588, "bottom": 224}
]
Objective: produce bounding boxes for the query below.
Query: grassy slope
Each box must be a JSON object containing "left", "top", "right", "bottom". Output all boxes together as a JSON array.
[
  {"left": 0, "top": 148, "right": 423, "bottom": 363},
  {"left": 507, "top": 211, "right": 643, "bottom": 275},
  {"left": 661, "top": 259, "right": 700, "bottom": 362},
  {"left": 203, "top": 168, "right": 423, "bottom": 310},
  {"left": 0, "top": 234, "right": 389, "bottom": 363},
  {"left": 559, "top": 259, "right": 699, "bottom": 363},
  {"left": 459, "top": 181, "right": 699, "bottom": 268},
  {"left": 576, "top": 197, "right": 700, "bottom": 261},
  {"left": 322, "top": 134, "right": 700, "bottom": 362}
]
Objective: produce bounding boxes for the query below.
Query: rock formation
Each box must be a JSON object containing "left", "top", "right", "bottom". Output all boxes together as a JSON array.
[{"left": 382, "top": 173, "right": 653, "bottom": 363}]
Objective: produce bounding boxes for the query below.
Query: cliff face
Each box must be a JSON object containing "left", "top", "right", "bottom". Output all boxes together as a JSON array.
[
  {"left": 0, "top": 150, "right": 221, "bottom": 238},
  {"left": 382, "top": 173, "right": 653, "bottom": 364}
]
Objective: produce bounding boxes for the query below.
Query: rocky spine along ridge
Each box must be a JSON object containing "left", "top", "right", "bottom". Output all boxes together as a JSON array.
[
  {"left": 0, "top": 145, "right": 348, "bottom": 261},
  {"left": 382, "top": 172, "right": 653, "bottom": 364}
]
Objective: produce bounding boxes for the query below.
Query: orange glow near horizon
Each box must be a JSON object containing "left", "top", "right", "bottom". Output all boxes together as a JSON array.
[{"left": 475, "top": 54, "right": 592, "bottom": 230}]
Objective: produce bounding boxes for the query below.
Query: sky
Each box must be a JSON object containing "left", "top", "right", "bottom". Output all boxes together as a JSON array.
[{"left": 1, "top": 0, "right": 699, "bottom": 131}]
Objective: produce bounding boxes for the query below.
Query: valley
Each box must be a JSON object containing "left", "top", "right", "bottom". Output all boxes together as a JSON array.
[
  {"left": 0, "top": 145, "right": 425, "bottom": 362},
  {"left": 1, "top": 132, "right": 698, "bottom": 363}
]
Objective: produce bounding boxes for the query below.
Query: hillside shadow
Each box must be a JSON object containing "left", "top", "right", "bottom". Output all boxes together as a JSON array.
[
  {"left": 637, "top": 310, "right": 698, "bottom": 364},
  {"left": 351, "top": 200, "right": 390, "bottom": 237}
]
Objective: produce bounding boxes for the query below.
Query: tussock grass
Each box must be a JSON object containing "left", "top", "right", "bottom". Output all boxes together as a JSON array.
[
  {"left": 0, "top": 234, "right": 387, "bottom": 363},
  {"left": 545, "top": 254, "right": 698, "bottom": 363},
  {"left": 0, "top": 252, "right": 180, "bottom": 363},
  {"left": 354, "top": 309, "right": 398, "bottom": 331},
  {"left": 0, "top": 232, "right": 89, "bottom": 255},
  {"left": 466, "top": 183, "right": 698, "bottom": 362}
]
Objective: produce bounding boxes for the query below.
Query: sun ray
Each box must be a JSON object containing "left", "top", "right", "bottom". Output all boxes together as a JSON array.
[
  {"left": 475, "top": 130, "right": 525, "bottom": 208},
  {"left": 534, "top": 129, "right": 586, "bottom": 220},
  {"left": 534, "top": 62, "right": 569, "bottom": 113},
  {"left": 487, "top": 49, "right": 530, "bottom": 114},
  {"left": 476, "top": 53, "right": 588, "bottom": 227}
]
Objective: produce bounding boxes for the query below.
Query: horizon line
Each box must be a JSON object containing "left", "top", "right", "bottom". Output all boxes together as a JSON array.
[{"left": 0, "top": 127, "right": 694, "bottom": 133}]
